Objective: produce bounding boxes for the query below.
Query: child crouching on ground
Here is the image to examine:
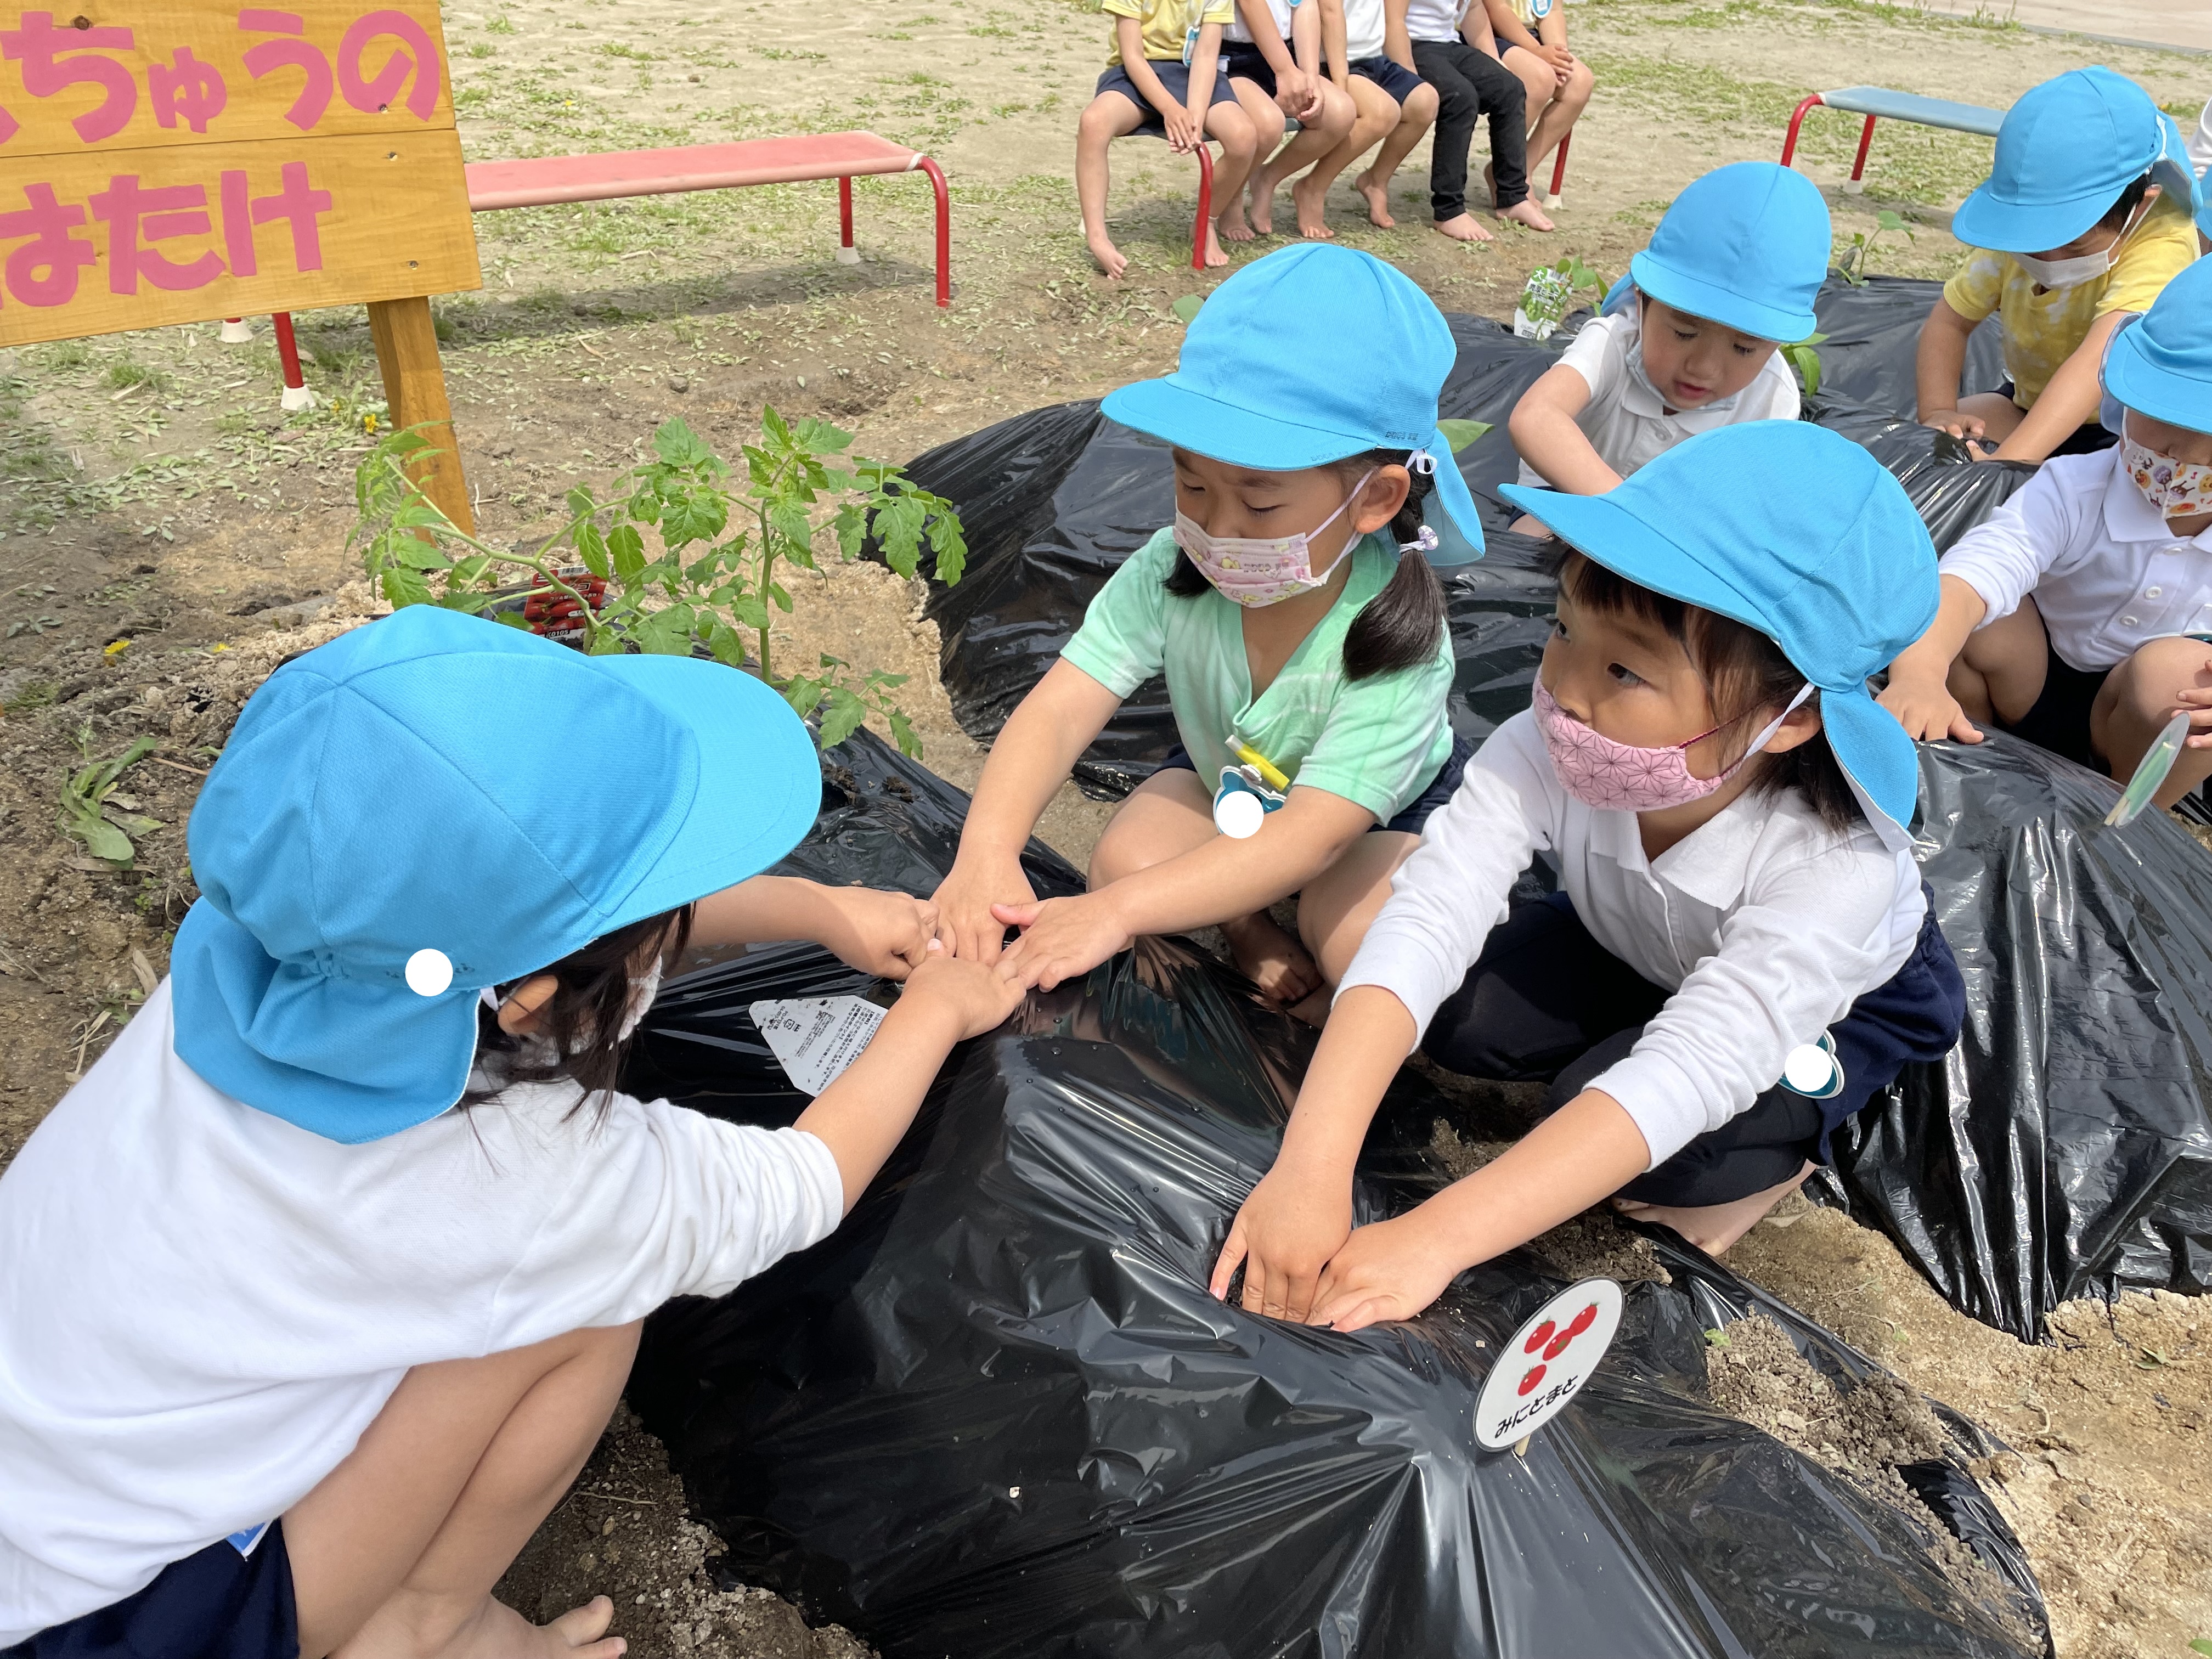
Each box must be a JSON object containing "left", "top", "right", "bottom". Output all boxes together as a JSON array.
[
  {"left": 1916, "top": 66, "right": 2198, "bottom": 465},
  {"left": 933, "top": 244, "right": 1484, "bottom": 1019},
  {"left": 1506, "top": 162, "right": 1827, "bottom": 535},
  {"left": 1210, "top": 423, "right": 1966, "bottom": 1328},
  {"left": 0, "top": 609, "right": 1021, "bottom": 1657},
  {"left": 1884, "top": 254, "right": 2212, "bottom": 806},
  {"left": 1080, "top": 0, "right": 1260, "bottom": 274}
]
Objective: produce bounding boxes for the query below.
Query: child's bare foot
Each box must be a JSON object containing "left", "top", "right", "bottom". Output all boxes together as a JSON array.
[
  {"left": 1613, "top": 1163, "right": 1815, "bottom": 1257},
  {"left": 1246, "top": 177, "right": 1278, "bottom": 235},
  {"left": 404, "top": 1594, "right": 624, "bottom": 1659},
  {"left": 1202, "top": 220, "right": 1231, "bottom": 267},
  {"left": 1497, "top": 198, "right": 1554, "bottom": 232},
  {"left": 1482, "top": 160, "right": 1497, "bottom": 208},
  {"left": 1222, "top": 911, "right": 1322, "bottom": 1005},
  {"left": 1290, "top": 176, "right": 1333, "bottom": 239},
  {"left": 1217, "top": 202, "right": 1257, "bottom": 244},
  {"left": 1085, "top": 229, "right": 1128, "bottom": 278},
  {"left": 1356, "top": 170, "right": 1396, "bottom": 228},
  {"left": 1432, "top": 212, "right": 1493, "bottom": 244}
]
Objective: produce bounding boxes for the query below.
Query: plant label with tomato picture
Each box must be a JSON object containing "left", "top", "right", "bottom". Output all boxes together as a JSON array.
[{"left": 1474, "top": 1278, "right": 1623, "bottom": 1451}]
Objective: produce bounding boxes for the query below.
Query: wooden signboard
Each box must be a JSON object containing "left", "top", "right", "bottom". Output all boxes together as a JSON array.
[{"left": 0, "top": 2, "right": 481, "bottom": 527}]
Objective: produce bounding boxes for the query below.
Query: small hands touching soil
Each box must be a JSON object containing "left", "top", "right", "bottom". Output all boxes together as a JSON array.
[{"left": 4, "top": 1, "right": 2210, "bottom": 1654}]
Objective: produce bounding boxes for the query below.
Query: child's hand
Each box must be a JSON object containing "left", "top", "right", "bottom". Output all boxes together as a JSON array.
[
  {"left": 1209, "top": 1160, "right": 1353, "bottom": 1321},
  {"left": 931, "top": 852, "right": 1037, "bottom": 965},
  {"left": 1307, "top": 1212, "right": 1460, "bottom": 1332},
  {"left": 1277, "top": 66, "right": 1324, "bottom": 122},
  {"left": 1163, "top": 103, "right": 1202, "bottom": 153},
  {"left": 898, "top": 952, "right": 1028, "bottom": 1041},
  {"left": 1920, "top": 409, "right": 1987, "bottom": 442},
  {"left": 820, "top": 887, "right": 944, "bottom": 979},
  {"left": 1877, "top": 672, "right": 1983, "bottom": 744},
  {"left": 990, "top": 893, "right": 1133, "bottom": 992},
  {"left": 1535, "top": 42, "right": 1575, "bottom": 80}
]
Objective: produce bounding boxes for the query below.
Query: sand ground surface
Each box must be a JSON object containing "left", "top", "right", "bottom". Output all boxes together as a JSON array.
[{"left": 2, "top": 1, "right": 2209, "bottom": 1653}]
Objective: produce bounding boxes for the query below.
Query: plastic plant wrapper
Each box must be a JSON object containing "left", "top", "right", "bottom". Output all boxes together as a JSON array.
[{"left": 624, "top": 730, "right": 2049, "bottom": 1659}]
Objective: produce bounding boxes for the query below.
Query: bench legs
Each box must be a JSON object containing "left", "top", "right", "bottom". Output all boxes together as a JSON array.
[
  {"left": 1191, "top": 142, "right": 1214, "bottom": 273},
  {"left": 1780, "top": 96, "right": 1877, "bottom": 195},
  {"left": 273, "top": 312, "right": 312, "bottom": 411},
  {"left": 838, "top": 165, "right": 951, "bottom": 306},
  {"left": 1546, "top": 132, "right": 1571, "bottom": 210},
  {"left": 1847, "top": 112, "right": 1876, "bottom": 194},
  {"left": 837, "top": 176, "right": 860, "bottom": 265},
  {"left": 1780, "top": 93, "right": 1822, "bottom": 168}
]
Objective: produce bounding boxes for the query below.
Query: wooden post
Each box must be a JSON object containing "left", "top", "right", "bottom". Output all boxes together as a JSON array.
[{"left": 368, "top": 296, "right": 475, "bottom": 535}]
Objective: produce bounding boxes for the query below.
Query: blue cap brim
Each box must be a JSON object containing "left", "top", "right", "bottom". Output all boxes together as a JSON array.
[
  {"left": 1102, "top": 381, "right": 1486, "bottom": 561},
  {"left": 1498, "top": 483, "right": 1922, "bottom": 839},
  {"left": 1950, "top": 179, "right": 2123, "bottom": 255},
  {"left": 2103, "top": 316, "right": 2212, "bottom": 436},
  {"left": 171, "top": 652, "right": 824, "bottom": 1143},
  {"left": 1628, "top": 250, "right": 1813, "bottom": 344}
]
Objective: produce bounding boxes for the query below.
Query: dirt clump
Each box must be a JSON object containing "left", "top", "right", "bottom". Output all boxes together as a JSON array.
[
  {"left": 499, "top": 1407, "right": 873, "bottom": 1659},
  {"left": 1429, "top": 1121, "right": 1672, "bottom": 1286},
  {"left": 1706, "top": 1312, "right": 1948, "bottom": 1479}
]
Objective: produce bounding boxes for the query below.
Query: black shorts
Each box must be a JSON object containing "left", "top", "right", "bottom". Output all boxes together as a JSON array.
[
  {"left": 1348, "top": 54, "right": 1424, "bottom": 106},
  {"left": 1420, "top": 889, "right": 1966, "bottom": 1207},
  {"left": 2000, "top": 640, "right": 2111, "bottom": 771},
  {"left": 4, "top": 1521, "right": 298, "bottom": 1659},
  {"left": 1994, "top": 381, "right": 2119, "bottom": 457},
  {"left": 1220, "top": 39, "right": 1283, "bottom": 97},
  {"left": 1094, "top": 59, "right": 1241, "bottom": 134},
  {"left": 1158, "top": 730, "right": 1475, "bottom": 836}
]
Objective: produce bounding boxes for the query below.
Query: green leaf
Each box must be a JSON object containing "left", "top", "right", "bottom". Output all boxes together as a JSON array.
[
  {"left": 817, "top": 685, "right": 868, "bottom": 751},
  {"left": 831, "top": 501, "right": 868, "bottom": 563},
  {"left": 381, "top": 568, "right": 435, "bottom": 608},
  {"left": 575, "top": 521, "right": 611, "bottom": 581},
  {"left": 1171, "top": 294, "right": 1204, "bottom": 324},
  {"left": 704, "top": 619, "right": 746, "bottom": 665},
  {"left": 66, "top": 813, "right": 136, "bottom": 864},
  {"left": 730, "top": 592, "right": 770, "bottom": 630},
  {"left": 1436, "top": 419, "right": 1492, "bottom": 453},
  {"left": 768, "top": 501, "right": 815, "bottom": 557},
  {"left": 661, "top": 491, "right": 728, "bottom": 548},
  {"left": 102, "top": 808, "right": 164, "bottom": 836},
  {"left": 1876, "top": 210, "right": 1907, "bottom": 232},
  {"left": 769, "top": 582, "right": 793, "bottom": 612},
  {"left": 608, "top": 524, "right": 647, "bottom": 584},
  {"left": 391, "top": 541, "right": 452, "bottom": 572},
  {"left": 887, "top": 706, "right": 922, "bottom": 759},
  {"left": 492, "top": 610, "right": 534, "bottom": 629},
  {"left": 1703, "top": 1328, "right": 1730, "bottom": 1348},
  {"left": 2186, "top": 1639, "right": 2212, "bottom": 1656},
  {"left": 653, "top": 418, "right": 714, "bottom": 469},
  {"left": 780, "top": 675, "right": 825, "bottom": 720}
]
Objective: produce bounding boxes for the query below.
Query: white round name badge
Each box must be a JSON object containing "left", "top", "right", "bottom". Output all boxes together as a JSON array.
[{"left": 1473, "top": 1278, "right": 1623, "bottom": 1451}]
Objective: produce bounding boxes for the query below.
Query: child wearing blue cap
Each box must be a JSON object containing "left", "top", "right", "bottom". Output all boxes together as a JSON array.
[
  {"left": 1886, "top": 254, "right": 2212, "bottom": 807},
  {"left": 1080, "top": 0, "right": 1262, "bottom": 275},
  {"left": 1916, "top": 66, "right": 2200, "bottom": 466},
  {"left": 932, "top": 244, "right": 1485, "bottom": 1017},
  {"left": 0, "top": 610, "right": 1022, "bottom": 1658},
  {"left": 1208, "top": 423, "right": 1966, "bottom": 1329},
  {"left": 1506, "top": 162, "right": 1829, "bottom": 532}
]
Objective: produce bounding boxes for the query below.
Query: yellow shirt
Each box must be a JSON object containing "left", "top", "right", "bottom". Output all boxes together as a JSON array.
[
  {"left": 1104, "top": 0, "right": 1234, "bottom": 66},
  {"left": 1941, "top": 195, "right": 2198, "bottom": 409}
]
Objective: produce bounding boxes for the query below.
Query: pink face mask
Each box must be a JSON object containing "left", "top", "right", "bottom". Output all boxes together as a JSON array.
[
  {"left": 1532, "top": 678, "right": 1814, "bottom": 812},
  {"left": 1175, "top": 470, "right": 1374, "bottom": 608}
]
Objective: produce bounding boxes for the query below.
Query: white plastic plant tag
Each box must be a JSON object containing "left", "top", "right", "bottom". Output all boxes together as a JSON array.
[
  {"left": 749, "top": 996, "right": 887, "bottom": 1097},
  {"left": 1474, "top": 1278, "right": 1623, "bottom": 1450}
]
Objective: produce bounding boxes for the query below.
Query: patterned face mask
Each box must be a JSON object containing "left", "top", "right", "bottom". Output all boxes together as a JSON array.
[
  {"left": 1174, "top": 470, "right": 1374, "bottom": 609},
  {"left": 2122, "top": 432, "right": 2212, "bottom": 520},
  {"left": 1532, "top": 678, "right": 1814, "bottom": 812}
]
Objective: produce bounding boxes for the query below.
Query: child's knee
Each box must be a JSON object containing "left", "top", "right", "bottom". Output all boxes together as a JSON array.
[
  {"left": 1405, "top": 82, "right": 1440, "bottom": 126},
  {"left": 1079, "top": 95, "right": 1129, "bottom": 143},
  {"left": 1215, "top": 108, "right": 1259, "bottom": 159},
  {"left": 1566, "top": 61, "right": 1595, "bottom": 104},
  {"left": 2117, "top": 636, "right": 2212, "bottom": 712}
]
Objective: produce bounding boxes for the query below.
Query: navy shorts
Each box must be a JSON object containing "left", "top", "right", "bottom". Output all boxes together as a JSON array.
[
  {"left": 4, "top": 1521, "right": 297, "bottom": 1659},
  {"left": 1158, "top": 730, "right": 1474, "bottom": 836},
  {"left": 2002, "top": 639, "right": 2111, "bottom": 771},
  {"left": 1349, "top": 54, "right": 1424, "bottom": 107},
  {"left": 1994, "top": 381, "right": 2119, "bottom": 458},
  {"left": 1094, "top": 59, "right": 1241, "bottom": 134},
  {"left": 1220, "top": 39, "right": 1284, "bottom": 98},
  {"left": 1421, "top": 887, "right": 1966, "bottom": 1207}
]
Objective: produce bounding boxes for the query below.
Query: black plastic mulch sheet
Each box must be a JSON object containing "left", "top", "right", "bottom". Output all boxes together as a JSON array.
[
  {"left": 627, "top": 730, "right": 2047, "bottom": 1659},
  {"left": 881, "top": 276, "right": 2211, "bottom": 1340}
]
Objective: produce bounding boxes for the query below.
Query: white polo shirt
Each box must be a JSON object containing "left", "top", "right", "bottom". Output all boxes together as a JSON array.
[
  {"left": 1340, "top": 0, "right": 1386, "bottom": 59},
  {"left": 1226, "top": 0, "right": 1295, "bottom": 46},
  {"left": 1403, "top": 0, "right": 1477, "bottom": 42},
  {"left": 1514, "top": 309, "right": 1802, "bottom": 489},
  {"left": 0, "top": 981, "right": 843, "bottom": 1644},
  {"left": 1340, "top": 711, "right": 1923, "bottom": 1167},
  {"left": 1940, "top": 447, "right": 2212, "bottom": 673}
]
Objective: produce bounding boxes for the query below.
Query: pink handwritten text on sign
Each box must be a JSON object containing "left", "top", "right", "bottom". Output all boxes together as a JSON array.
[
  {"left": 0, "top": 161, "right": 334, "bottom": 305},
  {"left": 0, "top": 8, "right": 442, "bottom": 146}
]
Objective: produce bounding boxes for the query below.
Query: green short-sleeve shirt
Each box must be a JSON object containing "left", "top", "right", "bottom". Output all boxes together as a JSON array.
[{"left": 1060, "top": 526, "right": 1456, "bottom": 822}]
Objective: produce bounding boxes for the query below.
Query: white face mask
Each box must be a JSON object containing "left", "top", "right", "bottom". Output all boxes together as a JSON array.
[
  {"left": 2013, "top": 198, "right": 2149, "bottom": 291},
  {"left": 616, "top": 956, "right": 664, "bottom": 1044}
]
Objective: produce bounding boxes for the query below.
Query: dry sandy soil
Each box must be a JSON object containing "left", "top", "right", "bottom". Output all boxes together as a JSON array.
[{"left": 2, "top": 0, "right": 2209, "bottom": 1654}]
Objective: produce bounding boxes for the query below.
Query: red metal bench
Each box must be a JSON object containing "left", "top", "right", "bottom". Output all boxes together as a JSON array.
[{"left": 244, "top": 131, "right": 950, "bottom": 400}]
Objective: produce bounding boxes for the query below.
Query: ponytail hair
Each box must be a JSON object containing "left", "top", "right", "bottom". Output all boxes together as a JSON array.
[{"left": 1160, "top": 447, "right": 1449, "bottom": 681}]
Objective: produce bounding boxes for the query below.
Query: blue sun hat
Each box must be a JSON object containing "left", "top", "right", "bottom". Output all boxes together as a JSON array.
[
  {"left": 2103, "top": 252, "right": 2212, "bottom": 436},
  {"left": 171, "top": 607, "right": 822, "bottom": 1142},
  {"left": 1101, "top": 244, "right": 1485, "bottom": 565},
  {"left": 1623, "top": 161, "right": 1832, "bottom": 343},
  {"left": 1952, "top": 67, "right": 2197, "bottom": 254},
  {"left": 1499, "top": 422, "right": 1938, "bottom": 848}
]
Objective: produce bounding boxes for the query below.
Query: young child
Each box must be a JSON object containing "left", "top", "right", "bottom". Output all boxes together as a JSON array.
[
  {"left": 1477, "top": 0, "right": 1592, "bottom": 202},
  {"left": 1400, "top": 0, "right": 1551, "bottom": 244},
  {"left": 1507, "top": 161, "right": 1827, "bottom": 533},
  {"left": 1286, "top": 0, "right": 1439, "bottom": 236},
  {"left": 1221, "top": 0, "right": 1359, "bottom": 239},
  {"left": 0, "top": 608, "right": 1022, "bottom": 1656},
  {"left": 1884, "top": 253, "right": 2212, "bottom": 807},
  {"left": 1209, "top": 422, "right": 1966, "bottom": 1328},
  {"left": 1917, "top": 66, "right": 2198, "bottom": 465},
  {"left": 933, "top": 244, "right": 1486, "bottom": 1017},
  {"left": 1079, "top": 0, "right": 1261, "bottom": 274}
]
